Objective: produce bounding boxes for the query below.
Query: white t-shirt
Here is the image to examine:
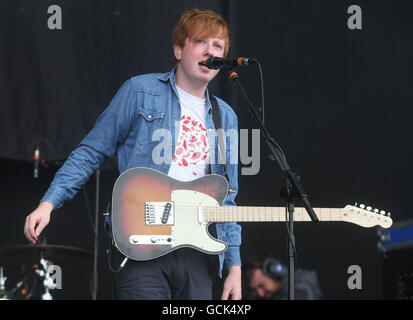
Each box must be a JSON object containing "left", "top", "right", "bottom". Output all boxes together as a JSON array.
[{"left": 168, "top": 85, "right": 210, "bottom": 181}]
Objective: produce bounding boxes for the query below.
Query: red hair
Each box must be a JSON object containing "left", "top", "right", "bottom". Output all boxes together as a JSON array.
[{"left": 173, "top": 9, "right": 230, "bottom": 57}]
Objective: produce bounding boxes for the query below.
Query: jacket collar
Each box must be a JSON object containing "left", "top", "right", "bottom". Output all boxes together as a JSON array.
[{"left": 158, "top": 68, "right": 212, "bottom": 113}]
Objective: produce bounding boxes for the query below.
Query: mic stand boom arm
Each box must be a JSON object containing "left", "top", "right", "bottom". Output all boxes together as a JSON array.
[{"left": 228, "top": 70, "right": 319, "bottom": 300}]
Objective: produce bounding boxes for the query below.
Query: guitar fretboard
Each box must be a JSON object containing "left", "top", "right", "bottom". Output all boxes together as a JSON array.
[{"left": 204, "top": 206, "right": 343, "bottom": 222}]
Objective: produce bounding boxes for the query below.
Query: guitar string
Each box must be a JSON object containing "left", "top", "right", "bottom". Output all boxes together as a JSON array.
[
  {"left": 118, "top": 205, "right": 387, "bottom": 225},
  {"left": 140, "top": 204, "right": 381, "bottom": 220},
  {"left": 139, "top": 205, "right": 324, "bottom": 216},
  {"left": 117, "top": 205, "right": 352, "bottom": 222}
]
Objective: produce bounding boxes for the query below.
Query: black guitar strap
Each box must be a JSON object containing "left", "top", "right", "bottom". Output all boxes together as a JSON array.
[{"left": 210, "top": 94, "right": 229, "bottom": 182}]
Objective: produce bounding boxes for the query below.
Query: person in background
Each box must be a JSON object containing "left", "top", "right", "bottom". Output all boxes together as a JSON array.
[{"left": 244, "top": 255, "right": 323, "bottom": 300}]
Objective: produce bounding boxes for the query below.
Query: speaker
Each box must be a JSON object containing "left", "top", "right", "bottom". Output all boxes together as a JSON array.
[
  {"left": 262, "top": 258, "right": 288, "bottom": 281},
  {"left": 379, "top": 219, "right": 413, "bottom": 299}
]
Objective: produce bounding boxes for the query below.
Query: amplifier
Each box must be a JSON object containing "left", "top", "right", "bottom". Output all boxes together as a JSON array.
[
  {"left": 378, "top": 219, "right": 413, "bottom": 299},
  {"left": 378, "top": 219, "right": 413, "bottom": 254}
]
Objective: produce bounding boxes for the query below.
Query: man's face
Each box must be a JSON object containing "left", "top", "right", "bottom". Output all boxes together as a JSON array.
[
  {"left": 249, "top": 269, "right": 282, "bottom": 299},
  {"left": 174, "top": 35, "right": 226, "bottom": 87}
]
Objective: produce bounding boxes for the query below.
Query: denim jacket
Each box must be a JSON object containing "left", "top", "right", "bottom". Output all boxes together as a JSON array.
[{"left": 41, "top": 69, "right": 242, "bottom": 277}]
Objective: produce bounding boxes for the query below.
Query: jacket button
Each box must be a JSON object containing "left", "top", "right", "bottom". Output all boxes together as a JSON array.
[{"left": 148, "top": 114, "right": 152, "bottom": 119}]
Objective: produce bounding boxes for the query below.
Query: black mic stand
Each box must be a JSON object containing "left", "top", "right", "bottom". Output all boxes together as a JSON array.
[
  {"left": 92, "top": 169, "right": 100, "bottom": 300},
  {"left": 228, "top": 70, "right": 319, "bottom": 300}
]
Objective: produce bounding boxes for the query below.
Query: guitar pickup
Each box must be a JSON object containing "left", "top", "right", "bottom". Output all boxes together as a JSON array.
[
  {"left": 145, "top": 202, "right": 174, "bottom": 226},
  {"left": 161, "top": 203, "right": 172, "bottom": 224}
]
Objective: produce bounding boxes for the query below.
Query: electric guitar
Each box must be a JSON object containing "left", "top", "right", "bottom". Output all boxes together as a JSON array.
[{"left": 111, "top": 167, "right": 393, "bottom": 261}]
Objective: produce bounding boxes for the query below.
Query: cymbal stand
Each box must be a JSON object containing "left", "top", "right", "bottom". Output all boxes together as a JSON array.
[
  {"left": 35, "top": 259, "right": 54, "bottom": 300},
  {"left": 0, "top": 267, "right": 7, "bottom": 299}
]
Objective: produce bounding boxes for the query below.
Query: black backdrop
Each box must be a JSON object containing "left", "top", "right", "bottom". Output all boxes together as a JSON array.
[{"left": 0, "top": 0, "right": 412, "bottom": 300}]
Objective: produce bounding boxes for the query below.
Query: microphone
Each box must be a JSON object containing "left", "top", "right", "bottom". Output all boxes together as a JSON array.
[
  {"left": 202, "top": 57, "right": 257, "bottom": 70},
  {"left": 34, "top": 142, "right": 40, "bottom": 178}
]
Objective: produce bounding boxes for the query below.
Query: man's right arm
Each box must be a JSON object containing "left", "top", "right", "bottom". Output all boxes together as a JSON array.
[{"left": 23, "top": 79, "right": 136, "bottom": 243}]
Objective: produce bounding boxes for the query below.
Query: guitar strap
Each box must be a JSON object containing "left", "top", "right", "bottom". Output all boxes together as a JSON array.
[{"left": 210, "top": 94, "right": 229, "bottom": 182}]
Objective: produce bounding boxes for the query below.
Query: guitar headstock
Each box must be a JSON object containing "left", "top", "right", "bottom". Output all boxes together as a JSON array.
[{"left": 341, "top": 203, "right": 393, "bottom": 228}]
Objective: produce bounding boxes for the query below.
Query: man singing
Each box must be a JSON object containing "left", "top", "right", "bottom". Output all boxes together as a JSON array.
[{"left": 24, "top": 9, "right": 242, "bottom": 300}]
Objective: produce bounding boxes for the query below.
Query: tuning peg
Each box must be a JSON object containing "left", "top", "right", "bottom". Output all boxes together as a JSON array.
[
  {"left": 359, "top": 204, "right": 365, "bottom": 209},
  {"left": 380, "top": 210, "right": 386, "bottom": 215},
  {"left": 387, "top": 212, "right": 391, "bottom": 218},
  {"left": 367, "top": 206, "right": 372, "bottom": 211},
  {"left": 374, "top": 209, "right": 379, "bottom": 213}
]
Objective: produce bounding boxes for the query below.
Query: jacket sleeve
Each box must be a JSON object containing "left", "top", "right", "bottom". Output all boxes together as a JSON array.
[{"left": 41, "top": 79, "right": 136, "bottom": 209}]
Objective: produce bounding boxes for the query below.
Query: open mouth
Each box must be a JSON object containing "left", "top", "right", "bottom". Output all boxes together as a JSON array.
[{"left": 199, "top": 61, "right": 207, "bottom": 66}]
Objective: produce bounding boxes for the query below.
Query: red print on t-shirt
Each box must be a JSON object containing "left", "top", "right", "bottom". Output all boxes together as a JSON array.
[{"left": 173, "top": 115, "right": 209, "bottom": 174}]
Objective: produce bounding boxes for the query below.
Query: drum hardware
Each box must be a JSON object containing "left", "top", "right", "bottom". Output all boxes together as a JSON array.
[
  {"left": 0, "top": 243, "right": 92, "bottom": 299},
  {"left": 0, "top": 267, "right": 8, "bottom": 299},
  {"left": 34, "top": 259, "right": 56, "bottom": 300}
]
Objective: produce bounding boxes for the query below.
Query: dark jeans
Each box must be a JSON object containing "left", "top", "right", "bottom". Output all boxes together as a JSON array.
[{"left": 113, "top": 247, "right": 217, "bottom": 300}]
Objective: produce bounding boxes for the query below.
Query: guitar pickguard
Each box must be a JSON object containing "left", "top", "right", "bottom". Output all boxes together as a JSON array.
[{"left": 170, "top": 190, "right": 227, "bottom": 254}]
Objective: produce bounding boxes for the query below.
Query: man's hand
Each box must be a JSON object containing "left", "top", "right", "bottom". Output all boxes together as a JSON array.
[
  {"left": 24, "top": 201, "right": 53, "bottom": 243},
  {"left": 221, "top": 265, "right": 242, "bottom": 300}
]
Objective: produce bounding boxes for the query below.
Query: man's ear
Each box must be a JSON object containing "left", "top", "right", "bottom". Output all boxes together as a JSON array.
[{"left": 173, "top": 44, "right": 183, "bottom": 61}]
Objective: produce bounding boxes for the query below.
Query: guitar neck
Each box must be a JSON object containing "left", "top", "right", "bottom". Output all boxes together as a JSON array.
[{"left": 204, "top": 206, "right": 344, "bottom": 222}]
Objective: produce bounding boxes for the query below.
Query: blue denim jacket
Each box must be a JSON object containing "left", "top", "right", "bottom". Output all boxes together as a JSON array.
[{"left": 41, "top": 69, "right": 241, "bottom": 277}]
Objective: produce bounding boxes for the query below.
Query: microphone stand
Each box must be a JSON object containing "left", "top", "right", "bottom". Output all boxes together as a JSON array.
[
  {"left": 92, "top": 169, "right": 100, "bottom": 300},
  {"left": 228, "top": 69, "right": 319, "bottom": 300}
]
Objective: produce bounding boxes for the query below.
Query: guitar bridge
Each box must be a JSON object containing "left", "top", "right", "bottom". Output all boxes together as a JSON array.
[{"left": 145, "top": 202, "right": 174, "bottom": 225}]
